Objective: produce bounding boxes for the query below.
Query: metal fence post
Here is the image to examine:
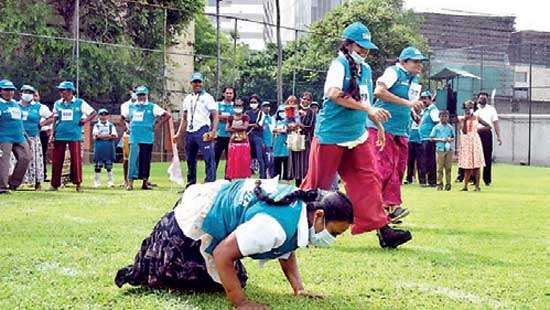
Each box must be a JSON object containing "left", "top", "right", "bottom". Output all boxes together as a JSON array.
[{"left": 527, "top": 43, "right": 533, "bottom": 166}]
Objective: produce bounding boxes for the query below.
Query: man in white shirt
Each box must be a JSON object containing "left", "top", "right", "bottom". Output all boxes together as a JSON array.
[
  {"left": 173, "top": 72, "right": 219, "bottom": 187},
  {"left": 474, "top": 91, "right": 502, "bottom": 186}
]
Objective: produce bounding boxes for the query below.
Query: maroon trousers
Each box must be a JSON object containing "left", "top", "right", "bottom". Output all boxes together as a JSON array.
[
  {"left": 301, "top": 137, "right": 389, "bottom": 234},
  {"left": 51, "top": 141, "right": 82, "bottom": 188}
]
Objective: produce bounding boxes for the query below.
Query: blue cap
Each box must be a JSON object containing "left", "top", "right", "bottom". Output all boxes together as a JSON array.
[
  {"left": 420, "top": 90, "right": 433, "bottom": 98},
  {"left": 190, "top": 72, "right": 204, "bottom": 82},
  {"left": 399, "top": 47, "right": 427, "bottom": 61},
  {"left": 98, "top": 108, "right": 109, "bottom": 115},
  {"left": 135, "top": 86, "right": 149, "bottom": 95},
  {"left": 342, "top": 22, "right": 378, "bottom": 50},
  {"left": 56, "top": 81, "right": 76, "bottom": 92},
  {"left": 311, "top": 101, "right": 320, "bottom": 107},
  {"left": 0, "top": 80, "right": 17, "bottom": 90},
  {"left": 261, "top": 101, "right": 271, "bottom": 107},
  {"left": 20, "top": 84, "right": 36, "bottom": 93}
]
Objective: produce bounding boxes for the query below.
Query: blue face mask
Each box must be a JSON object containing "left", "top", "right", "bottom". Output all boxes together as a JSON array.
[{"left": 309, "top": 219, "right": 336, "bottom": 248}]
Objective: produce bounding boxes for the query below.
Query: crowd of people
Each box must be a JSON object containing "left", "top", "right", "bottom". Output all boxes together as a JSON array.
[{"left": 0, "top": 21, "right": 503, "bottom": 310}]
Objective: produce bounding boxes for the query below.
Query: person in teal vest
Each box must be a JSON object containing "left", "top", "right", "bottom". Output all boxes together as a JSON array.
[
  {"left": 368, "top": 46, "right": 426, "bottom": 223},
  {"left": 116, "top": 178, "right": 353, "bottom": 309},
  {"left": 121, "top": 86, "right": 171, "bottom": 190},
  {"left": 0, "top": 80, "right": 31, "bottom": 194},
  {"left": 214, "top": 86, "right": 235, "bottom": 175},
  {"left": 404, "top": 104, "right": 423, "bottom": 185},
  {"left": 48, "top": 81, "right": 96, "bottom": 192},
  {"left": 417, "top": 90, "right": 439, "bottom": 187},
  {"left": 273, "top": 105, "right": 290, "bottom": 180},
  {"left": 14, "top": 84, "right": 53, "bottom": 191},
  {"left": 301, "top": 22, "right": 412, "bottom": 248},
  {"left": 261, "top": 101, "right": 274, "bottom": 177}
]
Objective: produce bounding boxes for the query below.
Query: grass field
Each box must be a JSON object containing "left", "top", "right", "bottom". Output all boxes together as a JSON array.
[{"left": 1, "top": 162, "right": 549, "bottom": 309}]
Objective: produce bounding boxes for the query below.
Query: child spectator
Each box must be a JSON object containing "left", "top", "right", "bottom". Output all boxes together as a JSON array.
[
  {"left": 430, "top": 110, "right": 454, "bottom": 191},
  {"left": 93, "top": 109, "right": 117, "bottom": 187}
]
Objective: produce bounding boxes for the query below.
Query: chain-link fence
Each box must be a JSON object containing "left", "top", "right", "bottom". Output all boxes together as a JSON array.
[
  {"left": 0, "top": 1, "right": 331, "bottom": 162},
  {"left": 428, "top": 43, "right": 550, "bottom": 165}
]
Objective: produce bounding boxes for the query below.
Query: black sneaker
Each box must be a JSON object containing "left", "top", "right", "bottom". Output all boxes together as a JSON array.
[
  {"left": 445, "top": 184, "right": 452, "bottom": 191},
  {"left": 377, "top": 226, "right": 412, "bottom": 249},
  {"left": 388, "top": 206, "right": 410, "bottom": 223},
  {"left": 436, "top": 184, "right": 443, "bottom": 191}
]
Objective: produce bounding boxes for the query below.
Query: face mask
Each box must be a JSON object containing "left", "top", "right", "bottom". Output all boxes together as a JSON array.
[
  {"left": 308, "top": 219, "right": 336, "bottom": 248},
  {"left": 21, "top": 94, "right": 34, "bottom": 102},
  {"left": 131, "top": 92, "right": 137, "bottom": 100},
  {"left": 250, "top": 103, "right": 258, "bottom": 110},
  {"left": 234, "top": 108, "right": 243, "bottom": 114},
  {"left": 350, "top": 50, "right": 365, "bottom": 64},
  {"left": 278, "top": 113, "right": 285, "bottom": 119}
]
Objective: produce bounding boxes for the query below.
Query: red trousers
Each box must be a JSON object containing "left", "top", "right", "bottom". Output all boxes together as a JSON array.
[
  {"left": 367, "top": 128, "right": 408, "bottom": 206},
  {"left": 301, "top": 137, "right": 389, "bottom": 234},
  {"left": 51, "top": 141, "right": 83, "bottom": 188}
]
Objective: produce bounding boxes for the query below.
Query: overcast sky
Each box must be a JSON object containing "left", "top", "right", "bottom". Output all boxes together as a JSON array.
[{"left": 405, "top": 0, "right": 550, "bottom": 32}]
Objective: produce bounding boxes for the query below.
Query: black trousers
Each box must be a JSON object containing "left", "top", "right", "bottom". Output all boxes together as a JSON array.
[
  {"left": 406, "top": 142, "right": 422, "bottom": 183},
  {"left": 273, "top": 156, "right": 289, "bottom": 180},
  {"left": 40, "top": 130, "right": 49, "bottom": 179},
  {"left": 214, "top": 136, "right": 230, "bottom": 169},
  {"left": 478, "top": 129, "right": 493, "bottom": 185},
  {"left": 419, "top": 141, "right": 437, "bottom": 185}
]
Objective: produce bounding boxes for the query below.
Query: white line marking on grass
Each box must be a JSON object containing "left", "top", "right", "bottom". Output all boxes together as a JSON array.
[
  {"left": 37, "top": 262, "right": 79, "bottom": 277},
  {"left": 409, "top": 245, "right": 452, "bottom": 254},
  {"left": 63, "top": 215, "right": 94, "bottom": 224},
  {"left": 401, "top": 282, "right": 507, "bottom": 308}
]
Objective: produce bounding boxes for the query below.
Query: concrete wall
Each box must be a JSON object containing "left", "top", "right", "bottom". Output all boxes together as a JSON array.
[{"left": 494, "top": 114, "right": 550, "bottom": 166}]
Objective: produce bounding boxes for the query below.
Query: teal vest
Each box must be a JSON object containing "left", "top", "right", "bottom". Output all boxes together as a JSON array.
[
  {"left": 0, "top": 99, "right": 25, "bottom": 143},
  {"left": 262, "top": 115, "right": 274, "bottom": 148},
  {"left": 368, "top": 65, "right": 420, "bottom": 137},
  {"left": 217, "top": 101, "right": 234, "bottom": 138},
  {"left": 128, "top": 102, "right": 156, "bottom": 144},
  {"left": 20, "top": 102, "right": 42, "bottom": 137},
  {"left": 54, "top": 99, "right": 84, "bottom": 141},
  {"left": 273, "top": 119, "right": 289, "bottom": 157},
  {"left": 202, "top": 180, "right": 303, "bottom": 260},
  {"left": 315, "top": 56, "right": 372, "bottom": 144},
  {"left": 419, "top": 104, "right": 439, "bottom": 141}
]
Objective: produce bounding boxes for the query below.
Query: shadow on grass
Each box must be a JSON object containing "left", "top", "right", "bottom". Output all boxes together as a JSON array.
[{"left": 119, "top": 283, "right": 365, "bottom": 309}]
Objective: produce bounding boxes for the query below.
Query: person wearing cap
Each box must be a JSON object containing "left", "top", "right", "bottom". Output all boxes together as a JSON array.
[
  {"left": 12, "top": 85, "right": 53, "bottom": 191},
  {"left": 36, "top": 90, "right": 52, "bottom": 182},
  {"left": 301, "top": 22, "right": 412, "bottom": 248},
  {"left": 0, "top": 80, "right": 31, "bottom": 194},
  {"left": 48, "top": 81, "right": 96, "bottom": 192},
  {"left": 173, "top": 72, "right": 219, "bottom": 187},
  {"left": 310, "top": 101, "right": 320, "bottom": 114},
  {"left": 368, "top": 46, "right": 426, "bottom": 223},
  {"left": 119, "top": 86, "right": 138, "bottom": 187},
  {"left": 214, "top": 86, "right": 236, "bottom": 176},
  {"left": 417, "top": 90, "right": 439, "bottom": 187},
  {"left": 404, "top": 103, "right": 423, "bottom": 185},
  {"left": 261, "top": 100, "right": 275, "bottom": 177},
  {"left": 92, "top": 109, "right": 118, "bottom": 188},
  {"left": 122, "top": 86, "right": 171, "bottom": 190}
]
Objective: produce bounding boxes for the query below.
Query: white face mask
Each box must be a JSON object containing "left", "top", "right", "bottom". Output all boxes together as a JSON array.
[
  {"left": 250, "top": 103, "right": 259, "bottom": 110},
  {"left": 308, "top": 219, "right": 336, "bottom": 248},
  {"left": 130, "top": 92, "right": 137, "bottom": 100},
  {"left": 350, "top": 50, "right": 365, "bottom": 64},
  {"left": 21, "top": 94, "right": 34, "bottom": 102},
  {"left": 234, "top": 107, "right": 243, "bottom": 114}
]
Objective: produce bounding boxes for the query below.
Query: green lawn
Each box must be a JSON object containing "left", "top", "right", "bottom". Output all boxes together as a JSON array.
[{"left": 1, "top": 162, "right": 549, "bottom": 309}]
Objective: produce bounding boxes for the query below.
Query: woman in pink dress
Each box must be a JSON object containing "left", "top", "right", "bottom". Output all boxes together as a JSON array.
[
  {"left": 225, "top": 99, "right": 251, "bottom": 180},
  {"left": 458, "top": 100, "right": 491, "bottom": 191}
]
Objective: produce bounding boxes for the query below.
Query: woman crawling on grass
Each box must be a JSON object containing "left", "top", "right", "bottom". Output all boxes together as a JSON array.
[{"left": 115, "top": 178, "right": 353, "bottom": 309}]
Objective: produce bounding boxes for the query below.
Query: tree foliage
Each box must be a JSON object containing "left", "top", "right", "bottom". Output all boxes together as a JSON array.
[{"left": 0, "top": 0, "right": 203, "bottom": 110}]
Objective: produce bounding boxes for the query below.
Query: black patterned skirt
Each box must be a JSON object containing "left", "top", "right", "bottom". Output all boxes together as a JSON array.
[{"left": 115, "top": 211, "right": 248, "bottom": 292}]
